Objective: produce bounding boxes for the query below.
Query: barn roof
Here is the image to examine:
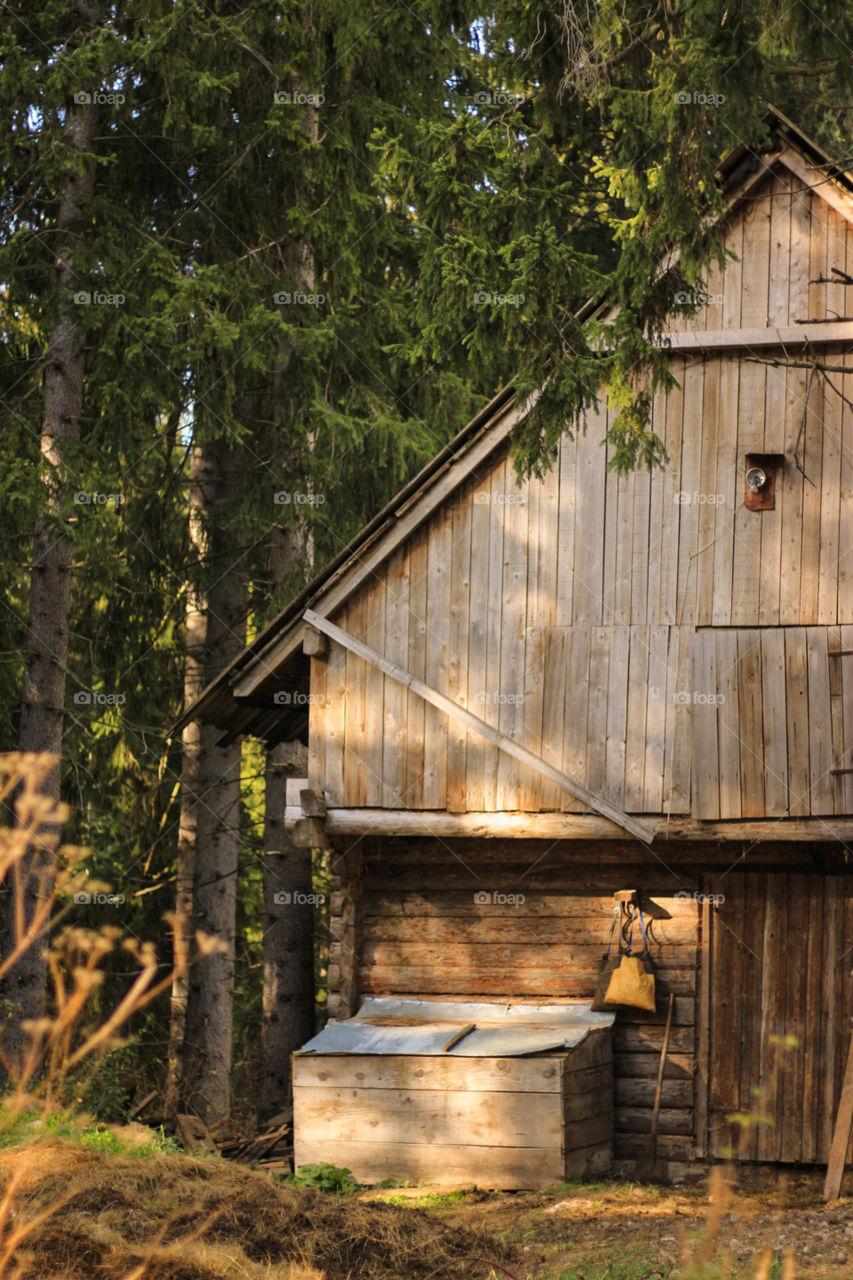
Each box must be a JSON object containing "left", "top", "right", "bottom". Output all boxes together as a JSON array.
[{"left": 172, "top": 107, "right": 853, "bottom": 745}]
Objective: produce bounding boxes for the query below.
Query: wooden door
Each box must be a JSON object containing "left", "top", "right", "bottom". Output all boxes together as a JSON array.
[{"left": 706, "top": 872, "right": 853, "bottom": 1162}]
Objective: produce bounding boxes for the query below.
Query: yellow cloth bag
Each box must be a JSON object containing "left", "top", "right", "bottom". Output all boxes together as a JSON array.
[{"left": 604, "top": 953, "right": 656, "bottom": 1011}]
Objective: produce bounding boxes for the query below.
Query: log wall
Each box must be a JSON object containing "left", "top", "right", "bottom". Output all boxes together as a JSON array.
[{"left": 333, "top": 845, "right": 703, "bottom": 1167}]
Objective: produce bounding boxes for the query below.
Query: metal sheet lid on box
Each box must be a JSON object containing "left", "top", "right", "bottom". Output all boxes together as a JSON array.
[{"left": 297, "top": 997, "right": 615, "bottom": 1057}]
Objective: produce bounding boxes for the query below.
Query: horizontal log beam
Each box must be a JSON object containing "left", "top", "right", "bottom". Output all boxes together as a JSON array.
[{"left": 284, "top": 806, "right": 853, "bottom": 844}]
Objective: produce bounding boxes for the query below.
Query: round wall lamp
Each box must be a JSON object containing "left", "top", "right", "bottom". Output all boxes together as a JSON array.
[{"left": 745, "top": 465, "right": 768, "bottom": 493}]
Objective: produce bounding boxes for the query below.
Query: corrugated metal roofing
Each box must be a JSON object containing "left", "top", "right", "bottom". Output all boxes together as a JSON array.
[{"left": 296, "top": 997, "right": 615, "bottom": 1057}]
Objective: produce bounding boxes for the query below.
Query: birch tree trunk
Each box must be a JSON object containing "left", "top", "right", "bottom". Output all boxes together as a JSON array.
[{"left": 3, "top": 96, "right": 99, "bottom": 1062}]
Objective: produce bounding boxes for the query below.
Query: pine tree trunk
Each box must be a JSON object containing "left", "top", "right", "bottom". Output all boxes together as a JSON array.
[
  {"left": 258, "top": 740, "right": 313, "bottom": 1124},
  {"left": 180, "top": 436, "right": 248, "bottom": 1124},
  {"left": 165, "top": 444, "right": 215, "bottom": 1121},
  {"left": 3, "top": 97, "right": 98, "bottom": 1062}
]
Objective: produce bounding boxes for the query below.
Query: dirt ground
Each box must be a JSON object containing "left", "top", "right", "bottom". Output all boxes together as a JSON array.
[
  {"left": 364, "top": 1169, "right": 853, "bottom": 1279},
  {"left": 4, "top": 1137, "right": 853, "bottom": 1279}
]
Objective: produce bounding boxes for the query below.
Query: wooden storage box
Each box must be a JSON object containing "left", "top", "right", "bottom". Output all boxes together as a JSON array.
[{"left": 293, "top": 1028, "right": 613, "bottom": 1189}]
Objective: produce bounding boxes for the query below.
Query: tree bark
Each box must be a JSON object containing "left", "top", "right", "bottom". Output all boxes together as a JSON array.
[
  {"left": 257, "top": 739, "right": 313, "bottom": 1124},
  {"left": 3, "top": 96, "right": 99, "bottom": 1063},
  {"left": 164, "top": 444, "right": 215, "bottom": 1121},
  {"left": 172, "top": 435, "right": 248, "bottom": 1125}
]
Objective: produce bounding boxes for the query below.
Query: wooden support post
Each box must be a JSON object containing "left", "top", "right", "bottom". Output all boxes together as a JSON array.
[{"left": 824, "top": 1023, "right": 853, "bottom": 1202}]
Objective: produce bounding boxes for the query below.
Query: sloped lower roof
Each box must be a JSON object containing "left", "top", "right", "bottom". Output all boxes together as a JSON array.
[{"left": 172, "top": 107, "right": 853, "bottom": 744}]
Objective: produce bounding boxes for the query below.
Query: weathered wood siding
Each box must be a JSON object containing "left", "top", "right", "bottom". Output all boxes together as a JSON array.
[
  {"left": 306, "top": 162, "right": 853, "bottom": 820},
  {"left": 669, "top": 167, "right": 852, "bottom": 336},
  {"left": 691, "top": 627, "right": 853, "bottom": 819},
  {"left": 707, "top": 871, "right": 853, "bottom": 1165},
  {"left": 292, "top": 1035, "right": 613, "bottom": 1188},
  {"left": 344, "top": 848, "right": 702, "bottom": 1167}
]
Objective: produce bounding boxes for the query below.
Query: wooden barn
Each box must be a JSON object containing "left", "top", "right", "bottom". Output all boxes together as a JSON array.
[{"left": 184, "top": 110, "right": 853, "bottom": 1185}]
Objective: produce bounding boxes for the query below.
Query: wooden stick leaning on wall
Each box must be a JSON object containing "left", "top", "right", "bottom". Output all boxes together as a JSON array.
[{"left": 824, "top": 1020, "right": 853, "bottom": 1202}]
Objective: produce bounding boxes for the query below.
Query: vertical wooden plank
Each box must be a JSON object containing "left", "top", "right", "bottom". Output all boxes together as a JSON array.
[
  {"left": 623, "top": 627, "right": 649, "bottom": 811},
  {"left": 758, "top": 371, "right": 784, "bottom": 624},
  {"left": 722, "top": 197, "right": 744, "bottom": 330},
  {"left": 695, "top": 358, "right": 720, "bottom": 625},
  {"left": 676, "top": 360, "right": 704, "bottom": 625},
  {"left": 824, "top": 205, "right": 848, "bottom": 322},
  {"left": 446, "top": 490, "right": 473, "bottom": 813},
  {"left": 842, "top": 625, "right": 853, "bottom": 813},
  {"left": 497, "top": 471, "right": 529, "bottom": 809},
  {"left": 645, "top": 383, "right": 668, "bottom": 626},
  {"left": 540, "top": 629, "right": 568, "bottom": 811},
  {"left": 690, "top": 631, "right": 720, "bottom": 820},
  {"left": 630, "top": 467, "right": 651, "bottom": 625},
  {"left": 523, "top": 457, "right": 560, "bottom": 810},
  {"left": 806, "top": 626, "right": 833, "bottom": 814},
  {"left": 829, "top": 626, "right": 845, "bottom": 815},
  {"left": 422, "top": 508, "right": 452, "bottom": 809},
  {"left": 344, "top": 593, "right": 368, "bottom": 807},
  {"left": 382, "top": 547, "right": 409, "bottom": 808},
  {"left": 800, "top": 876, "right": 824, "bottom": 1163},
  {"left": 730, "top": 364, "right": 766, "bottom": 626},
  {"left": 642, "top": 625, "right": 668, "bottom": 813},
  {"left": 818, "top": 364, "right": 843, "bottom": 625},
  {"left": 308, "top": 653, "right": 328, "bottom": 795},
  {"left": 784, "top": 628, "right": 810, "bottom": 817},
  {"left": 737, "top": 873, "right": 764, "bottom": 1162},
  {"left": 585, "top": 626, "right": 610, "bottom": 803},
  {"left": 739, "top": 176, "right": 772, "bottom": 328},
  {"left": 761, "top": 629, "right": 789, "bottom": 817},
  {"left": 715, "top": 630, "right": 742, "bottom": 820},
  {"left": 560, "top": 627, "right": 590, "bottom": 812},
  {"left": 819, "top": 876, "right": 842, "bottom": 1160},
  {"left": 779, "top": 366, "right": 807, "bottom": 623},
  {"left": 768, "top": 172, "right": 792, "bottom": 329},
  {"left": 404, "top": 531, "right": 428, "bottom": 808},
  {"left": 788, "top": 177, "right": 812, "bottom": 325},
  {"left": 601, "top": 432, "right": 620, "bottom": 626},
  {"left": 658, "top": 361, "right": 684, "bottom": 626},
  {"left": 807, "top": 174, "right": 828, "bottom": 325},
  {"left": 604, "top": 627, "right": 630, "bottom": 807},
  {"left": 757, "top": 876, "right": 786, "bottom": 1162},
  {"left": 482, "top": 457, "right": 507, "bottom": 809},
  {"left": 799, "top": 371, "right": 824, "bottom": 625},
  {"left": 709, "top": 875, "right": 745, "bottom": 1155},
  {"left": 712, "top": 357, "right": 740, "bottom": 626},
  {"left": 839, "top": 374, "right": 853, "bottom": 624},
  {"left": 612, "top": 464, "right": 631, "bottom": 625},
  {"left": 781, "top": 873, "right": 809, "bottom": 1162},
  {"left": 324, "top": 637, "right": 347, "bottom": 807},
  {"left": 363, "top": 578, "right": 386, "bottom": 807},
  {"left": 555, "top": 432, "right": 575, "bottom": 627},
  {"left": 572, "top": 405, "right": 606, "bottom": 625},
  {"left": 737, "top": 629, "right": 765, "bottom": 818},
  {"left": 703, "top": 251, "right": 724, "bottom": 330},
  {"left": 664, "top": 626, "right": 693, "bottom": 815},
  {"left": 520, "top": 480, "right": 543, "bottom": 812},
  {"left": 464, "top": 470, "right": 492, "bottom": 811}
]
